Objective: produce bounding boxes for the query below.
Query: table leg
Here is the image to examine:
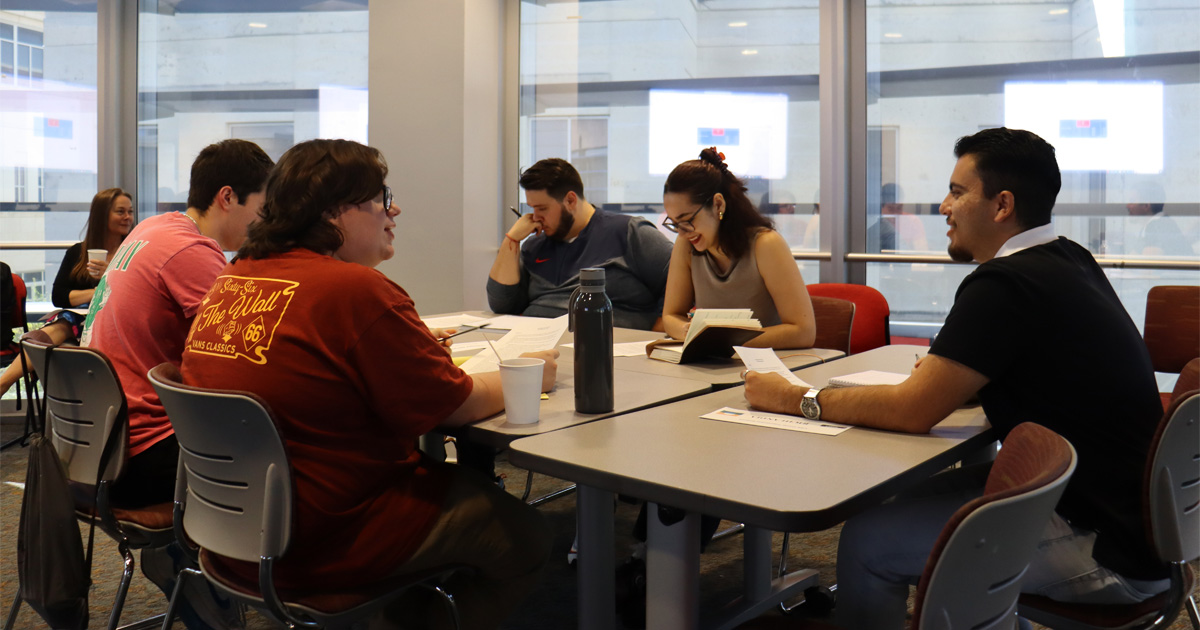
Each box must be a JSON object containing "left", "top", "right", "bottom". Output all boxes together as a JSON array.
[
  {"left": 743, "top": 526, "right": 772, "bottom": 601},
  {"left": 577, "top": 485, "right": 616, "bottom": 630},
  {"left": 647, "top": 503, "right": 700, "bottom": 630}
]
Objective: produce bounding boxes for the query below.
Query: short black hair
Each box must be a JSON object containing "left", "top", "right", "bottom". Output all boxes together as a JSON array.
[
  {"left": 953, "top": 128, "right": 1061, "bottom": 229},
  {"left": 518, "top": 158, "right": 585, "bottom": 202},
  {"left": 186, "top": 139, "right": 275, "bottom": 212}
]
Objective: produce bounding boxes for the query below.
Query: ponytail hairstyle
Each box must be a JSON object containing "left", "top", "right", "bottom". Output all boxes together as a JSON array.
[
  {"left": 663, "top": 147, "right": 773, "bottom": 261},
  {"left": 72, "top": 188, "right": 132, "bottom": 283}
]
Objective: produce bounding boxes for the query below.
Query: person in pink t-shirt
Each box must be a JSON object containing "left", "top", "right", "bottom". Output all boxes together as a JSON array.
[{"left": 83, "top": 139, "right": 274, "bottom": 509}]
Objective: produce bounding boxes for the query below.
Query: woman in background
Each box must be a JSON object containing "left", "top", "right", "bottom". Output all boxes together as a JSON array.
[
  {"left": 0, "top": 189, "right": 134, "bottom": 396},
  {"left": 661, "top": 147, "right": 816, "bottom": 349},
  {"left": 52, "top": 187, "right": 134, "bottom": 308}
]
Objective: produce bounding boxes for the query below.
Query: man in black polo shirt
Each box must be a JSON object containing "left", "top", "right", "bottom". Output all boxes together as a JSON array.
[{"left": 745, "top": 128, "right": 1168, "bottom": 627}]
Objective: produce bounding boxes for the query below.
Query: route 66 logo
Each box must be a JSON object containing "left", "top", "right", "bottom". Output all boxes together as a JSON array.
[{"left": 243, "top": 316, "right": 267, "bottom": 350}]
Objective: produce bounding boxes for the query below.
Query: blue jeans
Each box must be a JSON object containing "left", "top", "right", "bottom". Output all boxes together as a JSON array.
[{"left": 833, "top": 464, "right": 1168, "bottom": 629}]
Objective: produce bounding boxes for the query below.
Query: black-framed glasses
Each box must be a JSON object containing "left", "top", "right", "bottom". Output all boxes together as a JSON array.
[
  {"left": 662, "top": 205, "right": 706, "bottom": 234},
  {"left": 382, "top": 185, "right": 393, "bottom": 211}
]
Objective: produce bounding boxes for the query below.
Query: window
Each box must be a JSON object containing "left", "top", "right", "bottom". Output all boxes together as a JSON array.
[
  {"left": 0, "top": 9, "right": 99, "bottom": 303},
  {"left": 864, "top": 1, "right": 1200, "bottom": 340},
  {"left": 518, "top": 1, "right": 823, "bottom": 280},
  {"left": 137, "top": 1, "right": 369, "bottom": 217}
]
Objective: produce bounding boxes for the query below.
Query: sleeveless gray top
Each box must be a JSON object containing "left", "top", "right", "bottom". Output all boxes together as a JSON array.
[{"left": 690, "top": 234, "right": 781, "bottom": 326}]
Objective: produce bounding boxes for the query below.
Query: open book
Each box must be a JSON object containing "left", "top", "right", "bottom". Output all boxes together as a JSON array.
[{"left": 646, "top": 308, "right": 763, "bottom": 364}]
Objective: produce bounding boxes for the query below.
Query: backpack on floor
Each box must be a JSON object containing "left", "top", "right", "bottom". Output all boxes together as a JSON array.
[{"left": 16, "top": 430, "right": 90, "bottom": 630}]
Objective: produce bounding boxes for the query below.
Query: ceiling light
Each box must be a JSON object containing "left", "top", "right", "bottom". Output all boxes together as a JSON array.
[
  {"left": 248, "top": 22, "right": 267, "bottom": 28},
  {"left": 1049, "top": 8, "right": 1069, "bottom": 15},
  {"left": 728, "top": 21, "right": 748, "bottom": 27},
  {"left": 741, "top": 49, "right": 758, "bottom": 55},
  {"left": 884, "top": 33, "right": 903, "bottom": 38},
  {"left": 567, "top": 15, "right": 581, "bottom": 20}
]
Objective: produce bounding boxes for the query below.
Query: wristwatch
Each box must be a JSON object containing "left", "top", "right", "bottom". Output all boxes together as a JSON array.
[{"left": 800, "top": 387, "right": 823, "bottom": 420}]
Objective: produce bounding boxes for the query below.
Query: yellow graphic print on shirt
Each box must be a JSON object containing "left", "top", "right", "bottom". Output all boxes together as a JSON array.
[{"left": 186, "top": 275, "right": 298, "bottom": 364}]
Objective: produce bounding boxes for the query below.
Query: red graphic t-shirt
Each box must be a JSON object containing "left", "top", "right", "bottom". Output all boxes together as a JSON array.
[
  {"left": 181, "top": 248, "right": 473, "bottom": 588},
  {"left": 83, "top": 212, "right": 227, "bottom": 456}
]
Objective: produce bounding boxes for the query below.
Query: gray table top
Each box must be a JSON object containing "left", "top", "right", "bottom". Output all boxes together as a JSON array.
[
  {"left": 509, "top": 345, "right": 994, "bottom": 532},
  {"left": 454, "top": 368, "right": 712, "bottom": 448},
  {"left": 437, "top": 312, "right": 845, "bottom": 387}
]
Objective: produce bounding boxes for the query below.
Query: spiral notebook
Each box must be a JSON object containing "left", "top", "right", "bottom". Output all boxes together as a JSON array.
[{"left": 826, "top": 370, "right": 908, "bottom": 388}]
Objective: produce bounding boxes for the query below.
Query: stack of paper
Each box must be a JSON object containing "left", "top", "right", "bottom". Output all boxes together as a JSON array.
[{"left": 458, "top": 315, "right": 568, "bottom": 374}]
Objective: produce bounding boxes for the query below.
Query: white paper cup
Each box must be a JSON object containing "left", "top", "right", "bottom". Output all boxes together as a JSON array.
[
  {"left": 87, "top": 248, "right": 107, "bottom": 263},
  {"left": 499, "top": 358, "right": 545, "bottom": 425}
]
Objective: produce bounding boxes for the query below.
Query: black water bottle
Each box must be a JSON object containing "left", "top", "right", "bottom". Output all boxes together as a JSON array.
[{"left": 569, "top": 267, "right": 614, "bottom": 413}]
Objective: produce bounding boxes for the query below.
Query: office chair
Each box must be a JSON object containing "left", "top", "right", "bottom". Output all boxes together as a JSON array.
[
  {"left": 742, "top": 421, "right": 1078, "bottom": 630},
  {"left": 148, "top": 363, "right": 462, "bottom": 630},
  {"left": 807, "top": 283, "right": 890, "bottom": 355},
  {"left": 1143, "top": 285, "right": 1200, "bottom": 410},
  {"left": 809, "top": 296, "right": 855, "bottom": 355},
  {"left": 1018, "top": 391, "right": 1200, "bottom": 630},
  {"left": 5, "top": 335, "right": 172, "bottom": 630}
]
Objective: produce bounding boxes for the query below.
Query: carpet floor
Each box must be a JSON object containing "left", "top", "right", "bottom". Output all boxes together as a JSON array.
[{"left": 1, "top": 424, "right": 1195, "bottom": 629}]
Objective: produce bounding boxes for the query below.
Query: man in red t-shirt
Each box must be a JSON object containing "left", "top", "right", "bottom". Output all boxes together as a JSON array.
[{"left": 84, "top": 139, "right": 274, "bottom": 508}]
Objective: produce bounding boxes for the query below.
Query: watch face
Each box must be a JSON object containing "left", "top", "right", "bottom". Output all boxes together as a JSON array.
[{"left": 800, "top": 396, "right": 819, "bottom": 419}]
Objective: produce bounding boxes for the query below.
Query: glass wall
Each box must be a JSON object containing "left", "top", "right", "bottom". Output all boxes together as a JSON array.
[
  {"left": 0, "top": 8, "right": 99, "bottom": 302},
  {"left": 137, "top": 0, "right": 370, "bottom": 218},
  {"left": 518, "top": 0, "right": 823, "bottom": 281},
  {"left": 865, "top": 0, "right": 1200, "bottom": 338}
]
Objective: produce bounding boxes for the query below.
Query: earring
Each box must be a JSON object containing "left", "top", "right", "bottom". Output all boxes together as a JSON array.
[{"left": 719, "top": 211, "right": 724, "bottom": 220}]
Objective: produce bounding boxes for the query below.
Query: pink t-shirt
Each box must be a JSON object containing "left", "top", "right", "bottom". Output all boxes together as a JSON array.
[{"left": 82, "top": 212, "right": 226, "bottom": 456}]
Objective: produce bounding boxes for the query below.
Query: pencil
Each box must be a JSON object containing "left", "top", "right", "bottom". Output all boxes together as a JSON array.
[
  {"left": 438, "top": 323, "right": 490, "bottom": 341},
  {"left": 509, "top": 205, "right": 521, "bottom": 219}
]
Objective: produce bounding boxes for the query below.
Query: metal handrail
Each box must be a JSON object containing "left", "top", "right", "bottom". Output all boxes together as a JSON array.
[
  {"left": 0, "top": 242, "right": 76, "bottom": 251},
  {"left": 790, "top": 251, "right": 1200, "bottom": 271}
]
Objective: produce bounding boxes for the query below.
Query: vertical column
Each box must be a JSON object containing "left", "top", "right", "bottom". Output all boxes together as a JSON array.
[
  {"left": 369, "top": 0, "right": 508, "bottom": 313},
  {"left": 818, "top": 0, "right": 851, "bottom": 284},
  {"left": 97, "top": 0, "right": 137, "bottom": 193}
]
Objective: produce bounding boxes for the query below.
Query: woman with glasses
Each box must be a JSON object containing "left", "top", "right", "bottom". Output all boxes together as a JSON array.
[
  {"left": 661, "top": 147, "right": 816, "bottom": 348},
  {"left": 180, "top": 139, "right": 555, "bottom": 630}
]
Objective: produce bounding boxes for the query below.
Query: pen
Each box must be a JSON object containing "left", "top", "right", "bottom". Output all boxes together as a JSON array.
[
  {"left": 438, "top": 323, "right": 490, "bottom": 341},
  {"left": 509, "top": 205, "right": 521, "bottom": 219}
]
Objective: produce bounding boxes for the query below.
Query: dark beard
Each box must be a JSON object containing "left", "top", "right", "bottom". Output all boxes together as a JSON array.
[
  {"left": 947, "top": 243, "right": 974, "bottom": 263},
  {"left": 548, "top": 210, "right": 575, "bottom": 241}
]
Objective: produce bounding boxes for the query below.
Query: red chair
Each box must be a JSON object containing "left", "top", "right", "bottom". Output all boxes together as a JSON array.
[
  {"left": 807, "top": 283, "right": 890, "bottom": 355},
  {"left": 1, "top": 273, "right": 29, "bottom": 365}
]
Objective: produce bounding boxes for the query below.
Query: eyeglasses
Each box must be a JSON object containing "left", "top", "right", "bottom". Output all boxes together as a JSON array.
[
  {"left": 662, "top": 205, "right": 706, "bottom": 234},
  {"left": 382, "top": 186, "right": 393, "bottom": 211}
]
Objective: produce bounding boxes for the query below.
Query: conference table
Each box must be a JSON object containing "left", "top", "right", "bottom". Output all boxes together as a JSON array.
[
  {"left": 508, "top": 345, "right": 995, "bottom": 630},
  {"left": 425, "top": 312, "right": 844, "bottom": 449}
]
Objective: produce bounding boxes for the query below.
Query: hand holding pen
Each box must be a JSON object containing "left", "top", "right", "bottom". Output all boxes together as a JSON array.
[{"left": 505, "top": 205, "right": 541, "bottom": 242}]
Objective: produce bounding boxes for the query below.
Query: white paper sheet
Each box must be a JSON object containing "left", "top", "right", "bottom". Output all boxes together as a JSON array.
[
  {"left": 700, "top": 407, "right": 851, "bottom": 436},
  {"left": 733, "top": 346, "right": 813, "bottom": 388},
  {"left": 449, "top": 340, "right": 492, "bottom": 354},
  {"left": 459, "top": 315, "right": 569, "bottom": 374},
  {"left": 482, "top": 314, "right": 547, "bottom": 331},
  {"left": 561, "top": 341, "right": 651, "bottom": 357},
  {"left": 421, "top": 313, "right": 490, "bottom": 329}
]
